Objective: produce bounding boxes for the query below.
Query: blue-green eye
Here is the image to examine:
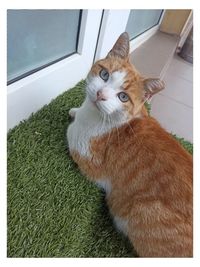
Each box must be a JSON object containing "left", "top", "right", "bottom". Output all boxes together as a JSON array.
[
  {"left": 99, "top": 68, "right": 109, "bottom": 82},
  {"left": 118, "top": 92, "right": 129, "bottom": 102}
]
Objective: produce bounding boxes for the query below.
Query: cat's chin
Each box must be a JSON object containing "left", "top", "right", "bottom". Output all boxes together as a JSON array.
[
  {"left": 88, "top": 97, "right": 100, "bottom": 110},
  {"left": 92, "top": 100, "right": 107, "bottom": 115}
]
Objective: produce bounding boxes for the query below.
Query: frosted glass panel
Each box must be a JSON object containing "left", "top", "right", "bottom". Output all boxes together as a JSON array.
[
  {"left": 7, "top": 10, "right": 81, "bottom": 82},
  {"left": 126, "top": 10, "right": 163, "bottom": 40}
]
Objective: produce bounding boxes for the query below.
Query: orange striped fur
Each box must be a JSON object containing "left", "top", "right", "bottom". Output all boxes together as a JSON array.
[{"left": 67, "top": 32, "right": 193, "bottom": 257}]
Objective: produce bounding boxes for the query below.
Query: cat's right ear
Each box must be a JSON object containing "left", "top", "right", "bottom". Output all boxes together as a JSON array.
[
  {"left": 143, "top": 78, "right": 165, "bottom": 101},
  {"left": 106, "top": 32, "right": 130, "bottom": 60}
]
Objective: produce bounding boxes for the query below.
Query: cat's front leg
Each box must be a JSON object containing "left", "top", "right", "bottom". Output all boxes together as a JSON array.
[{"left": 69, "top": 108, "right": 79, "bottom": 119}]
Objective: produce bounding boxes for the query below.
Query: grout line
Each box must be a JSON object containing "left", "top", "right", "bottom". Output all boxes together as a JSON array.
[
  {"left": 165, "top": 71, "right": 193, "bottom": 83},
  {"left": 158, "top": 92, "right": 193, "bottom": 109}
]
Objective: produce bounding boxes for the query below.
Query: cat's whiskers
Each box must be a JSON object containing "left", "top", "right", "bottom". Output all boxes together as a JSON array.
[
  {"left": 112, "top": 118, "right": 120, "bottom": 147},
  {"left": 104, "top": 115, "right": 112, "bottom": 151},
  {"left": 99, "top": 112, "right": 106, "bottom": 135},
  {"left": 116, "top": 125, "right": 120, "bottom": 147},
  {"left": 114, "top": 109, "right": 136, "bottom": 136},
  {"left": 126, "top": 120, "right": 135, "bottom": 135}
]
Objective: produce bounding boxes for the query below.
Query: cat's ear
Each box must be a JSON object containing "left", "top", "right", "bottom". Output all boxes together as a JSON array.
[
  {"left": 107, "top": 32, "right": 130, "bottom": 60},
  {"left": 143, "top": 78, "right": 165, "bottom": 100}
]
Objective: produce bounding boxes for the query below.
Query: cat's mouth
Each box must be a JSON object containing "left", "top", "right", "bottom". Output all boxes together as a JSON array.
[
  {"left": 87, "top": 89, "right": 121, "bottom": 115},
  {"left": 87, "top": 93, "right": 103, "bottom": 110},
  {"left": 89, "top": 97, "right": 107, "bottom": 114}
]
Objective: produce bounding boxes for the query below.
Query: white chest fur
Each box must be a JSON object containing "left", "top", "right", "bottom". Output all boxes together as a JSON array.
[
  {"left": 67, "top": 98, "right": 124, "bottom": 158},
  {"left": 67, "top": 98, "right": 108, "bottom": 158}
]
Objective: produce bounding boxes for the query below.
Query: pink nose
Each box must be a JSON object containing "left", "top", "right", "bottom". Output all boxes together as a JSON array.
[{"left": 97, "top": 90, "right": 106, "bottom": 101}]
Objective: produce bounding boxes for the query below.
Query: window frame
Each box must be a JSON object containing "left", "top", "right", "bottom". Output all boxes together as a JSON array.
[{"left": 7, "top": 10, "right": 83, "bottom": 85}]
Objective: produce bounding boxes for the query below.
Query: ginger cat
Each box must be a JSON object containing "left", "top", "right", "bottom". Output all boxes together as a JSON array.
[{"left": 67, "top": 32, "right": 193, "bottom": 257}]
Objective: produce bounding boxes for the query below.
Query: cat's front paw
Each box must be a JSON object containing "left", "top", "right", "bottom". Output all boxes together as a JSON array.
[{"left": 69, "top": 108, "right": 79, "bottom": 118}]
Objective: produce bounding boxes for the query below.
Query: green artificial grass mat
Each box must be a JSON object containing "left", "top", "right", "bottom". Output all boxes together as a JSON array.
[{"left": 7, "top": 80, "right": 192, "bottom": 257}]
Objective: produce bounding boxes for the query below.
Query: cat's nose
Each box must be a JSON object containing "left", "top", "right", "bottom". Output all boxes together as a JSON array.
[{"left": 97, "top": 90, "right": 106, "bottom": 101}]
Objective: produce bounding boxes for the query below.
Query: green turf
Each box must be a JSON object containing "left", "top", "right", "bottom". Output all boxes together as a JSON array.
[{"left": 7, "top": 80, "right": 192, "bottom": 257}]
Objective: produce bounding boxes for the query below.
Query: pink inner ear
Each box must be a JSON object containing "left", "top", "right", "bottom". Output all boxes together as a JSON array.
[
  {"left": 144, "top": 78, "right": 165, "bottom": 97},
  {"left": 144, "top": 92, "right": 152, "bottom": 100}
]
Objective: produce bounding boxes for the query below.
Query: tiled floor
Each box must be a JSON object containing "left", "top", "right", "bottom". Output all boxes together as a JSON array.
[
  {"left": 151, "top": 54, "right": 193, "bottom": 142},
  {"left": 130, "top": 32, "right": 178, "bottom": 78}
]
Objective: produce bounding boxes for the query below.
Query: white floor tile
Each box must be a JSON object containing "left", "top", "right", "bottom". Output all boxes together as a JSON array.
[
  {"left": 151, "top": 94, "right": 193, "bottom": 142},
  {"left": 167, "top": 55, "right": 193, "bottom": 83},
  {"left": 161, "top": 72, "right": 193, "bottom": 108}
]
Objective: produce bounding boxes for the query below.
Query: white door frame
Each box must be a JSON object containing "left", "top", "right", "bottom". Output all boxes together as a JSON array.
[
  {"left": 94, "top": 10, "right": 131, "bottom": 61},
  {"left": 94, "top": 9, "right": 165, "bottom": 62},
  {"left": 7, "top": 9, "right": 103, "bottom": 130}
]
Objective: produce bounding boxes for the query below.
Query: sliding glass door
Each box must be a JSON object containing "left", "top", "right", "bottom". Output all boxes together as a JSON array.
[{"left": 7, "top": 10, "right": 102, "bottom": 129}]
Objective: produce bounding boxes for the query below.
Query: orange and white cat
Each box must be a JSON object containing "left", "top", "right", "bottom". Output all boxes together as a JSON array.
[{"left": 67, "top": 32, "right": 193, "bottom": 257}]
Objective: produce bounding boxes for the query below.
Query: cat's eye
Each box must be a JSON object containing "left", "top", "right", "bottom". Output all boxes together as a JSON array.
[
  {"left": 117, "top": 92, "right": 129, "bottom": 102},
  {"left": 99, "top": 68, "right": 109, "bottom": 82}
]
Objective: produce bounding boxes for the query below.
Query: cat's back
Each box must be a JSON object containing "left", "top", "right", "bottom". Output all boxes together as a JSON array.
[
  {"left": 103, "top": 116, "right": 192, "bottom": 220},
  {"left": 107, "top": 116, "right": 192, "bottom": 257},
  {"left": 131, "top": 116, "right": 192, "bottom": 187},
  {"left": 106, "top": 115, "right": 192, "bottom": 183}
]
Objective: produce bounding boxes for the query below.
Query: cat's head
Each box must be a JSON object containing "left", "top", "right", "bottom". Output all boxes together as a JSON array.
[{"left": 86, "top": 32, "right": 164, "bottom": 119}]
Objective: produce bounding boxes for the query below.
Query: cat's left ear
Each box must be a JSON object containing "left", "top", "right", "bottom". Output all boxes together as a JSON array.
[
  {"left": 107, "top": 32, "right": 130, "bottom": 60},
  {"left": 143, "top": 78, "right": 165, "bottom": 100}
]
